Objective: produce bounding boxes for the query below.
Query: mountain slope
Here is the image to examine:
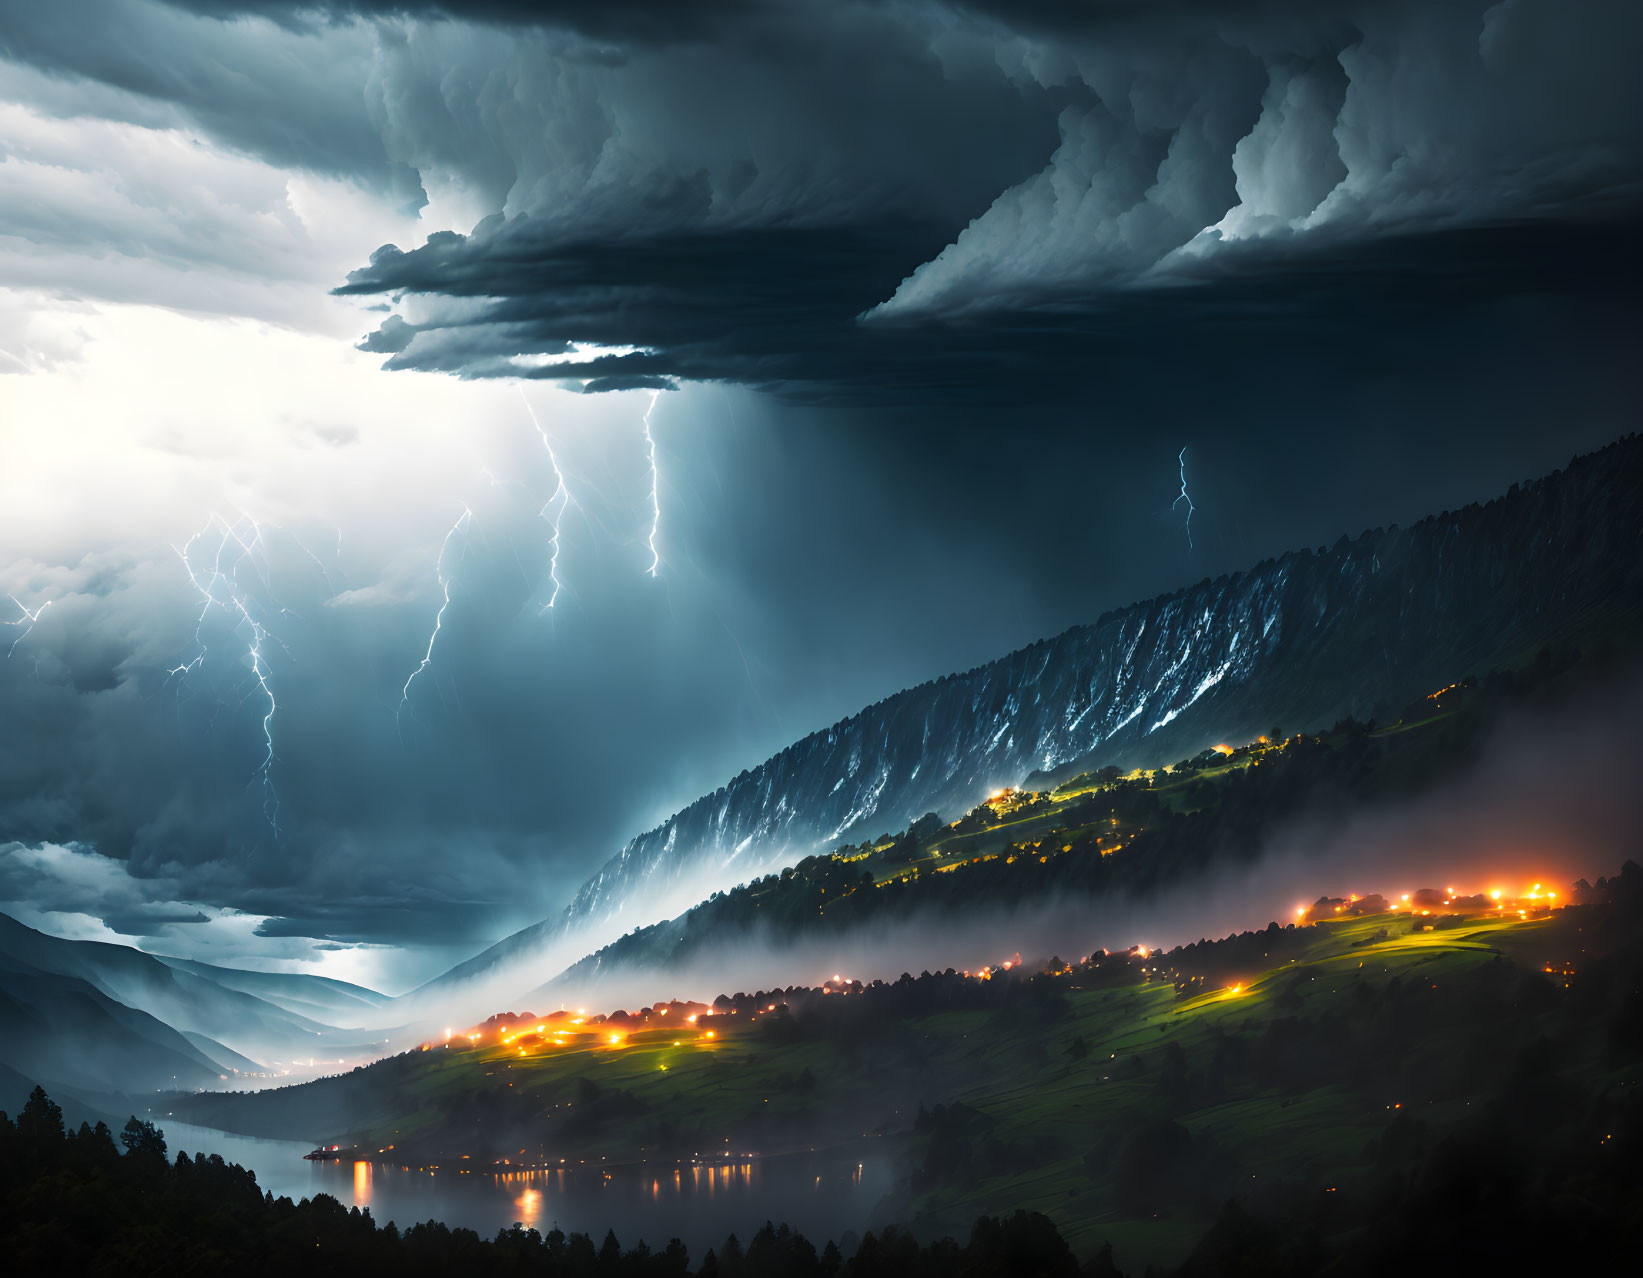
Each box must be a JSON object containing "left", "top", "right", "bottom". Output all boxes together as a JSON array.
[
  {"left": 0, "top": 913, "right": 388, "bottom": 1064},
  {"left": 521, "top": 643, "right": 1640, "bottom": 1002},
  {"left": 155, "top": 955, "right": 389, "bottom": 1023},
  {"left": 0, "top": 954, "right": 226, "bottom": 1097},
  {"left": 179, "top": 1030, "right": 266, "bottom": 1075},
  {"left": 429, "top": 434, "right": 1643, "bottom": 993}
]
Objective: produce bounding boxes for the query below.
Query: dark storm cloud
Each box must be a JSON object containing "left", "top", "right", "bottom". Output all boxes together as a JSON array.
[
  {"left": 3, "top": 0, "right": 1640, "bottom": 975},
  {"left": 23, "top": 0, "right": 1634, "bottom": 397},
  {"left": 338, "top": 218, "right": 1643, "bottom": 403},
  {"left": 355, "top": 315, "right": 419, "bottom": 355},
  {"left": 334, "top": 218, "right": 958, "bottom": 396},
  {"left": 0, "top": 840, "right": 207, "bottom": 936},
  {"left": 578, "top": 374, "right": 673, "bottom": 393},
  {"left": 318, "top": 0, "right": 1641, "bottom": 397},
  {"left": 4, "top": 0, "right": 1062, "bottom": 238},
  {"left": 0, "top": 1, "right": 425, "bottom": 206},
  {"left": 250, "top": 896, "right": 495, "bottom": 948},
  {"left": 103, "top": 908, "right": 210, "bottom": 935},
  {"left": 160, "top": 0, "right": 762, "bottom": 44}
]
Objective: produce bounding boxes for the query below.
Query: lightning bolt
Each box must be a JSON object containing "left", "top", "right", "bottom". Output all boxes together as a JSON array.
[
  {"left": 5, "top": 595, "right": 52, "bottom": 658},
  {"left": 642, "top": 389, "right": 663, "bottom": 579},
  {"left": 293, "top": 529, "right": 342, "bottom": 597},
  {"left": 1172, "top": 445, "right": 1196, "bottom": 553},
  {"left": 519, "top": 389, "right": 572, "bottom": 612},
  {"left": 168, "top": 515, "right": 286, "bottom": 834},
  {"left": 398, "top": 506, "right": 473, "bottom": 732}
]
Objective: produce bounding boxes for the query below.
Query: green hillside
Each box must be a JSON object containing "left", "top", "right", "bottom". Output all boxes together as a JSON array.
[
  {"left": 532, "top": 643, "right": 1614, "bottom": 992},
  {"left": 165, "top": 640, "right": 1643, "bottom": 1271},
  {"left": 173, "top": 865, "right": 1643, "bottom": 1271}
]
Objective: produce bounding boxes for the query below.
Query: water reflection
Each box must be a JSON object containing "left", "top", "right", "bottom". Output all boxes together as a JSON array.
[
  {"left": 337, "top": 1160, "right": 809, "bottom": 1211},
  {"left": 320, "top": 1155, "right": 884, "bottom": 1248},
  {"left": 516, "top": 1185, "right": 541, "bottom": 1228},
  {"left": 156, "top": 1120, "right": 887, "bottom": 1253}
]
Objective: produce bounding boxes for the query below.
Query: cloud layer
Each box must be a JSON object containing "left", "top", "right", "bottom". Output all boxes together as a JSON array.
[
  {"left": 8, "top": 1, "right": 1637, "bottom": 394},
  {"left": 873, "top": 0, "right": 1643, "bottom": 319},
  {"left": 1, "top": 0, "right": 1639, "bottom": 987}
]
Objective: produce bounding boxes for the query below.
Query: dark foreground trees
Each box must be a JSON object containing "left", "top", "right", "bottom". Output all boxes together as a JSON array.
[
  {"left": 0, "top": 1090, "right": 1083, "bottom": 1278},
  {"left": 6, "top": 1047, "right": 1643, "bottom": 1278}
]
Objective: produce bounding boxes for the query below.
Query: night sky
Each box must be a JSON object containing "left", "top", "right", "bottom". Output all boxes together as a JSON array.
[{"left": 1, "top": 0, "right": 1638, "bottom": 989}]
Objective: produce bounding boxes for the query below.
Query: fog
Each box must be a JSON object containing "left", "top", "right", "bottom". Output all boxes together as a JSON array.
[
  {"left": 197, "top": 659, "right": 1640, "bottom": 1075},
  {"left": 472, "top": 664, "right": 1643, "bottom": 1020}
]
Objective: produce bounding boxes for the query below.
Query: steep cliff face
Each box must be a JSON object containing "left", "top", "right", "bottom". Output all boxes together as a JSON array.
[{"left": 426, "top": 436, "right": 1643, "bottom": 991}]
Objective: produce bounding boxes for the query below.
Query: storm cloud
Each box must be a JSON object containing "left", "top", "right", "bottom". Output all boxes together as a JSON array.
[
  {"left": 1, "top": 0, "right": 1639, "bottom": 986},
  {"left": 8, "top": 2, "right": 1638, "bottom": 395},
  {"left": 308, "top": 0, "right": 1642, "bottom": 395}
]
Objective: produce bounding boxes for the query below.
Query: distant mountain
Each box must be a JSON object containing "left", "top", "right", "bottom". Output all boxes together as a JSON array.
[
  {"left": 0, "top": 913, "right": 391, "bottom": 1068},
  {"left": 0, "top": 1057, "right": 126, "bottom": 1131},
  {"left": 155, "top": 955, "right": 390, "bottom": 1023},
  {"left": 427, "top": 434, "right": 1643, "bottom": 994},
  {"left": 0, "top": 952, "right": 227, "bottom": 1099},
  {"left": 179, "top": 1030, "right": 266, "bottom": 1076}
]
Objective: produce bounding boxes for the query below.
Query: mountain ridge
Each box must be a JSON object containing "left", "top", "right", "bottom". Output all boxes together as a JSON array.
[
  {"left": 424, "top": 433, "right": 1643, "bottom": 995},
  {"left": 0, "top": 912, "right": 394, "bottom": 1074},
  {"left": 0, "top": 951, "right": 229, "bottom": 1098}
]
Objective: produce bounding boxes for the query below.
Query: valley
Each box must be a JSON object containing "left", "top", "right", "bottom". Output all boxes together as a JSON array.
[
  {"left": 6, "top": 440, "right": 1642, "bottom": 1275},
  {"left": 168, "top": 869, "right": 1643, "bottom": 1271}
]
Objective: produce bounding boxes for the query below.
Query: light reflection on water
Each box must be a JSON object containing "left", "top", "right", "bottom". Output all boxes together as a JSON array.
[{"left": 156, "top": 1119, "right": 886, "bottom": 1253}]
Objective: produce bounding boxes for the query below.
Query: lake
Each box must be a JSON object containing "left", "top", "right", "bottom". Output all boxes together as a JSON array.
[{"left": 152, "top": 1117, "right": 893, "bottom": 1255}]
